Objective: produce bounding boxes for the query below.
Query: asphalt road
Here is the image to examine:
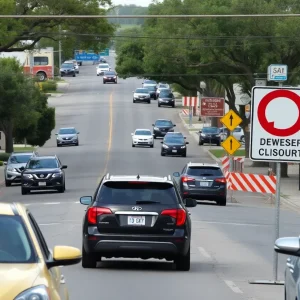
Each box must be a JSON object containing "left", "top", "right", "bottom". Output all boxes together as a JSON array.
[{"left": 1, "top": 56, "right": 300, "bottom": 300}]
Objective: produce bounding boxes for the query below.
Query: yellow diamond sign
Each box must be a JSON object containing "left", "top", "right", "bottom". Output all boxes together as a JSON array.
[
  {"left": 221, "top": 135, "right": 241, "bottom": 155},
  {"left": 220, "top": 109, "right": 242, "bottom": 131}
]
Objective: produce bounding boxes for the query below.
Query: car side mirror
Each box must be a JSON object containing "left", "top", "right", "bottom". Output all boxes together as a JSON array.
[
  {"left": 199, "top": 130, "right": 202, "bottom": 133},
  {"left": 173, "top": 124, "right": 176, "bottom": 127},
  {"left": 3, "top": 162, "right": 7, "bottom": 165},
  {"left": 46, "top": 246, "right": 82, "bottom": 269},
  {"left": 186, "top": 141, "right": 189, "bottom": 144},
  {"left": 173, "top": 172, "right": 180, "bottom": 177},
  {"left": 80, "top": 196, "right": 92, "bottom": 205},
  {"left": 131, "top": 133, "right": 134, "bottom": 136},
  {"left": 61, "top": 165, "right": 67, "bottom": 169},
  {"left": 185, "top": 199, "right": 197, "bottom": 207},
  {"left": 274, "top": 237, "right": 300, "bottom": 256},
  {"left": 77, "top": 132, "right": 80, "bottom": 134}
]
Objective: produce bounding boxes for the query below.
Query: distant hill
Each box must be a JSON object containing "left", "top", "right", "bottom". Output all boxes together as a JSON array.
[{"left": 108, "top": 4, "right": 148, "bottom": 26}]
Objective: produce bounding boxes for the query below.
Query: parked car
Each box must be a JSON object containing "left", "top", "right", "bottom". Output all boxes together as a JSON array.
[
  {"left": 219, "top": 126, "right": 245, "bottom": 143},
  {"left": 198, "top": 127, "right": 221, "bottom": 146}
]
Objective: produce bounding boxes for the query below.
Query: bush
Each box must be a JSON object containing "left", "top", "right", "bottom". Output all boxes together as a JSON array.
[
  {"left": 0, "top": 161, "right": 3, "bottom": 166},
  {"left": 0, "top": 153, "right": 11, "bottom": 162},
  {"left": 40, "top": 80, "right": 57, "bottom": 92}
]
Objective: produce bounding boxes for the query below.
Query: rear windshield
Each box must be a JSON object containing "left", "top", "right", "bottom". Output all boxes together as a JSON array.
[
  {"left": 187, "top": 167, "right": 223, "bottom": 177},
  {"left": 0, "top": 215, "right": 36, "bottom": 263},
  {"left": 97, "top": 181, "right": 177, "bottom": 205}
]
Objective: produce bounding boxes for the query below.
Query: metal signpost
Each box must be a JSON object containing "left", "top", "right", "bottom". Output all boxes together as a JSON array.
[
  {"left": 220, "top": 110, "right": 242, "bottom": 171},
  {"left": 249, "top": 64, "right": 291, "bottom": 286},
  {"left": 189, "top": 103, "right": 193, "bottom": 128}
]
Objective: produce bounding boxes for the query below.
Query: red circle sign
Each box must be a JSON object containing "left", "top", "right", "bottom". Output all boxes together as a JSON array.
[{"left": 257, "top": 90, "right": 300, "bottom": 137}]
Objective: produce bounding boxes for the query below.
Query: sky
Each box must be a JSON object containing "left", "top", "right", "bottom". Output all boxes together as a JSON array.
[{"left": 112, "top": 0, "right": 152, "bottom": 6}]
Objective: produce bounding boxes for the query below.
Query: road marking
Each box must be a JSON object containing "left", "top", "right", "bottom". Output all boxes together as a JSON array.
[
  {"left": 39, "top": 223, "right": 61, "bottom": 226},
  {"left": 97, "top": 92, "right": 113, "bottom": 183},
  {"left": 44, "top": 202, "right": 60, "bottom": 205},
  {"left": 224, "top": 280, "right": 243, "bottom": 294},
  {"left": 25, "top": 201, "right": 81, "bottom": 206},
  {"left": 193, "top": 220, "right": 267, "bottom": 227},
  {"left": 197, "top": 247, "right": 212, "bottom": 259}
]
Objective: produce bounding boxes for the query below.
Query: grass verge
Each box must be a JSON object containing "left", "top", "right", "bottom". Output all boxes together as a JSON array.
[{"left": 209, "top": 149, "right": 245, "bottom": 158}]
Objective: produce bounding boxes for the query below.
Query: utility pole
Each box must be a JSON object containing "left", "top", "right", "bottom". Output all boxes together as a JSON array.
[{"left": 59, "top": 25, "right": 62, "bottom": 78}]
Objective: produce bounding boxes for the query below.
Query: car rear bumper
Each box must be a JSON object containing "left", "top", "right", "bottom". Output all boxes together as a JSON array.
[
  {"left": 84, "top": 231, "right": 189, "bottom": 259},
  {"left": 182, "top": 187, "right": 226, "bottom": 200}
]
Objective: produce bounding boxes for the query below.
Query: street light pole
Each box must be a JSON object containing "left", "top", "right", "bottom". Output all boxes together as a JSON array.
[{"left": 59, "top": 25, "right": 62, "bottom": 78}]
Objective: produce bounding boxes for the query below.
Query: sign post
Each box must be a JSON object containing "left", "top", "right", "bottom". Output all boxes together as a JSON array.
[
  {"left": 220, "top": 109, "right": 242, "bottom": 172},
  {"left": 188, "top": 103, "right": 193, "bottom": 128},
  {"left": 249, "top": 64, "right": 290, "bottom": 286}
]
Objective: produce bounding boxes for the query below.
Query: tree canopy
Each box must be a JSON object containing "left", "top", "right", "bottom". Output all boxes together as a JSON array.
[
  {"left": 0, "top": 0, "right": 116, "bottom": 53},
  {"left": 0, "top": 57, "right": 55, "bottom": 152}
]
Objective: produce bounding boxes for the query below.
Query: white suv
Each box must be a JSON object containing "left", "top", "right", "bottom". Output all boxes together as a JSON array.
[
  {"left": 219, "top": 127, "right": 245, "bottom": 143},
  {"left": 97, "top": 63, "right": 110, "bottom": 76}
]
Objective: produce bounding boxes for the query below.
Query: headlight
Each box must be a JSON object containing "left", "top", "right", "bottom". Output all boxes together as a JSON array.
[
  {"left": 216, "top": 134, "right": 220, "bottom": 137},
  {"left": 52, "top": 172, "right": 62, "bottom": 178},
  {"left": 201, "top": 133, "right": 206, "bottom": 137},
  {"left": 7, "top": 167, "right": 16, "bottom": 172},
  {"left": 181, "top": 146, "right": 186, "bottom": 148},
  {"left": 14, "top": 285, "right": 50, "bottom": 300},
  {"left": 23, "top": 174, "right": 33, "bottom": 179},
  {"left": 162, "top": 144, "right": 169, "bottom": 149},
  {"left": 153, "top": 127, "right": 159, "bottom": 130}
]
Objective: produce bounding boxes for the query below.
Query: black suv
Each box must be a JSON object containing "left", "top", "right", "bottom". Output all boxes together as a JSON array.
[
  {"left": 198, "top": 127, "right": 221, "bottom": 146},
  {"left": 80, "top": 174, "right": 197, "bottom": 271},
  {"left": 161, "top": 133, "right": 189, "bottom": 157},
  {"left": 103, "top": 71, "right": 117, "bottom": 84},
  {"left": 21, "top": 156, "right": 67, "bottom": 195},
  {"left": 173, "top": 162, "right": 227, "bottom": 206},
  {"left": 152, "top": 119, "right": 176, "bottom": 138}
]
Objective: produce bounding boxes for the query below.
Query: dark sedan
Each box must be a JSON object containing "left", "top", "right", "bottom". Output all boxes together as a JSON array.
[
  {"left": 158, "top": 90, "right": 175, "bottom": 107},
  {"left": 60, "top": 63, "right": 76, "bottom": 77},
  {"left": 145, "top": 85, "right": 157, "bottom": 99},
  {"left": 103, "top": 71, "right": 117, "bottom": 84},
  {"left": 198, "top": 127, "right": 221, "bottom": 146},
  {"left": 161, "top": 135, "right": 189, "bottom": 157},
  {"left": 152, "top": 119, "right": 176, "bottom": 138}
]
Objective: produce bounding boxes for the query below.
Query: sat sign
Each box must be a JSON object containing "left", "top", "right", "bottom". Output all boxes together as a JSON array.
[
  {"left": 267, "top": 64, "right": 288, "bottom": 81},
  {"left": 250, "top": 86, "right": 300, "bottom": 162}
]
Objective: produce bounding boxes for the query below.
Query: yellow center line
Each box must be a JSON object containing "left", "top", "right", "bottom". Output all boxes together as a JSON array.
[{"left": 97, "top": 92, "right": 113, "bottom": 183}]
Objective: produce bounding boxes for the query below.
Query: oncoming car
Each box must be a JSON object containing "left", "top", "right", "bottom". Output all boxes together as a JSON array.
[
  {"left": 0, "top": 202, "right": 81, "bottom": 300},
  {"left": 131, "top": 129, "right": 154, "bottom": 148},
  {"left": 96, "top": 63, "right": 110, "bottom": 76}
]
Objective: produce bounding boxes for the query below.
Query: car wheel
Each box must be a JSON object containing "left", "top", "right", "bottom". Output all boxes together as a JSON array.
[
  {"left": 172, "top": 104, "right": 175, "bottom": 108},
  {"left": 132, "top": 143, "right": 135, "bottom": 147},
  {"left": 57, "top": 143, "right": 61, "bottom": 147},
  {"left": 97, "top": 74, "right": 99, "bottom": 76},
  {"left": 182, "top": 152, "right": 186, "bottom": 157},
  {"left": 75, "top": 142, "right": 79, "bottom": 146},
  {"left": 199, "top": 140, "right": 203, "bottom": 145},
  {"left": 115, "top": 81, "right": 117, "bottom": 84},
  {"left": 103, "top": 81, "right": 106, "bottom": 84},
  {"left": 161, "top": 151, "right": 165, "bottom": 156},
  {"left": 158, "top": 104, "right": 161, "bottom": 107},
  {"left": 57, "top": 185, "right": 65, "bottom": 193},
  {"left": 73, "top": 73, "right": 76, "bottom": 77},
  {"left": 133, "top": 99, "right": 136, "bottom": 103},
  {"left": 148, "top": 100, "right": 151, "bottom": 104},
  {"left": 175, "top": 246, "right": 190, "bottom": 271},
  {"left": 153, "top": 135, "right": 157, "bottom": 139},
  {"left": 5, "top": 180, "right": 11, "bottom": 187},
  {"left": 217, "top": 197, "right": 227, "bottom": 206},
  {"left": 82, "top": 245, "right": 98, "bottom": 268},
  {"left": 150, "top": 144, "right": 154, "bottom": 148},
  {"left": 216, "top": 142, "right": 220, "bottom": 146},
  {"left": 240, "top": 136, "right": 245, "bottom": 143},
  {"left": 21, "top": 187, "right": 29, "bottom": 195}
]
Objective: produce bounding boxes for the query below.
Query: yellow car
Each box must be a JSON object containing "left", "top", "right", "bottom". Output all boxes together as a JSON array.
[{"left": 0, "top": 202, "right": 82, "bottom": 300}]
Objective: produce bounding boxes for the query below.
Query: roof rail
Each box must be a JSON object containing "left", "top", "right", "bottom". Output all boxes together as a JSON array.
[
  {"left": 105, "top": 173, "right": 110, "bottom": 180},
  {"left": 167, "top": 175, "right": 172, "bottom": 181}
]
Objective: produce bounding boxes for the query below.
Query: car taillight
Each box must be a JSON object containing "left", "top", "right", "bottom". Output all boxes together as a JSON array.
[
  {"left": 87, "top": 207, "right": 112, "bottom": 224},
  {"left": 181, "top": 176, "right": 195, "bottom": 183},
  {"left": 161, "top": 209, "right": 187, "bottom": 226},
  {"left": 215, "top": 177, "right": 226, "bottom": 183}
]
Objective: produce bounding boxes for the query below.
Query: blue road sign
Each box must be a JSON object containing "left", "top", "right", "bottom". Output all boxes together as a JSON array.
[{"left": 74, "top": 49, "right": 109, "bottom": 60}]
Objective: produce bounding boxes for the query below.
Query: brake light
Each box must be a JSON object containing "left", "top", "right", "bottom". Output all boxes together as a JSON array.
[
  {"left": 87, "top": 207, "right": 112, "bottom": 224},
  {"left": 215, "top": 178, "right": 226, "bottom": 183},
  {"left": 181, "top": 176, "right": 195, "bottom": 182},
  {"left": 161, "top": 209, "right": 187, "bottom": 226}
]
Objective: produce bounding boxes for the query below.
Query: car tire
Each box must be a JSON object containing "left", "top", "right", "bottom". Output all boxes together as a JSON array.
[
  {"left": 240, "top": 136, "right": 245, "bottom": 143},
  {"left": 57, "top": 184, "right": 65, "bottom": 193},
  {"left": 153, "top": 135, "right": 157, "bottom": 139},
  {"left": 5, "top": 180, "right": 11, "bottom": 187},
  {"left": 161, "top": 151, "right": 165, "bottom": 156},
  {"left": 172, "top": 104, "right": 175, "bottom": 108},
  {"left": 21, "top": 187, "right": 29, "bottom": 195},
  {"left": 216, "top": 142, "right": 220, "bottom": 146},
  {"left": 217, "top": 197, "right": 227, "bottom": 206},
  {"left": 75, "top": 142, "right": 79, "bottom": 146},
  {"left": 132, "top": 143, "right": 135, "bottom": 147},
  {"left": 73, "top": 73, "right": 76, "bottom": 77},
  {"left": 182, "top": 152, "right": 186, "bottom": 157},
  {"left": 57, "top": 143, "right": 61, "bottom": 147},
  {"left": 115, "top": 81, "right": 117, "bottom": 84},
  {"left": 133, "top": 99, "right": 136, "bottom": 103},
  {"left": 97, "top": 74, "right": 99, "bottom": 76},
  {"left": 199, "top": 140, "right": 203, "bottom": 145},
  {"left": 82, "top": 246, "right": 98, "bottom": 269},
  {"left": 148, "top": 100, "right": 151, "bottom": 104},
  {"left": 175, "top": 247, "right": 190, "bottom": 271},
  {"left": 150, "top": 144, "right": 154, "bottom": 148},
  {"left": 158, "top": 104, "right": 161, "bottom": 107},
  {"left": 103, "top": 81, "right": 106, "bottom": 84}
]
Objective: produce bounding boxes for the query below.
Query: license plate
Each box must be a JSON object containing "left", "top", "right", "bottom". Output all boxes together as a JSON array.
[
  {"left": 39, "top": 182, "right": 46, "bottom": 186},
  {"left": 200, "top": 182, "right": 209, "bottom": 187},
  {"left": 128, "top": 216, "right": 145, "bottom": 225},
  {"left": 172, "top": 150, "right": 177, "bottom": 153}
]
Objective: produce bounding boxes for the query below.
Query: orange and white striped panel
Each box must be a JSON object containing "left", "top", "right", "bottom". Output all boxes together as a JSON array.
[
  {"left": 182, "top": 96, "right": 198, "bottom": 107},
  {"left": 229, "top": 172, "right": 276, "bottom": 194}
]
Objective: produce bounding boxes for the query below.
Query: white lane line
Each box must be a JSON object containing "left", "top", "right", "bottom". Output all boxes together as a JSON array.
[
  {"left": 39, "top": 223, "right": 61, "bottom": 226},
  {"left": 224, "top": 280, "right": 243, "bottom": 294},
  {"left": 193, "top": 220, "right": 266, "bottom": 227},
  {"left": 44, "top": 202, "right": 61, "bottom": 205},
  {"left": 25, "top": 201, "right": 81, "bottom": 206},
  {"left": 197, "top": 247, "right": 211, "bottom": 259}
]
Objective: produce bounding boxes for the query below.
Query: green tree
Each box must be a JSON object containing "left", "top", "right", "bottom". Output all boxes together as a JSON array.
[{"left": 0, "top": 0, "right": 115, "bottom": 53}]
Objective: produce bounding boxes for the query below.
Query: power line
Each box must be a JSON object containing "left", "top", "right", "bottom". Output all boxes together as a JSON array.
[{"left": 1, "top": 14, "right": 300, "bottom": 19}]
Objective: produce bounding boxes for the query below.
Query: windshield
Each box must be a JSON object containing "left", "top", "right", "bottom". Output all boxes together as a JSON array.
[
  {"left": 155, "top": 120, "right": 173, "bottom": 126},
  {"left": 187, "top": 167, "right": 223, "bottom": 177},
  {"left": 97, "top": 182, "right": 177, "bottom": 205},
  {"left": 135, "top": 130, "right": 151, "bottom": 136},
  {"left": 0, "top": 215, "right": 36, "bottom": 263},
  {"left": 164, "top": 136, "right": 185, "bottom": 144},
  {"left": 27, "top": 159, "right": 58, "bottom": 169},
  {"left": 104, "top": 71, "right": 115, "bottom": 75},
  {"left": 135, "top": 88, "right": 149, "bottom": 93},
  {"left": 145, "top": 86, "right": 156, "bottom": 91},
  {"left": 160, "top": 91, "right": 173, "bottom": 98},
  {"left": 99, "top": 64, "right": 109, "bottom": 68},
  {"left": 202, "top": 127, "right": 219, "bottom": 134},
  {"left": 61, "top": 63, "right": 73, "bottom": 68},
  {"left": 9, "top": 154, "right": 32, "bottom": 164},
  {"left": 59, "top": 128, "right": 76, "bottom": 134},
  {"left": 144, "top": 80, "right": 156, "bottom": 84},
  {"left": 159, "top": 84, "right": 168, "bottom": 88}
]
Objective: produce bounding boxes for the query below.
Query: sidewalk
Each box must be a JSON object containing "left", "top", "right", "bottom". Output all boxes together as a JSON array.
[{"left": 178, "top": 111, "right": 300, "bottom": 213}]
